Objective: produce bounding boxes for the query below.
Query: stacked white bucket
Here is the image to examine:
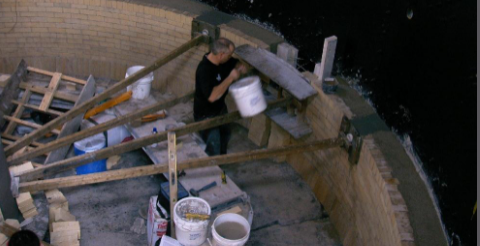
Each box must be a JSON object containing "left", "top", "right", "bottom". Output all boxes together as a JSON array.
[
  {"left": 125, "top": 65, "right": 154, "bottom": 100},
  {"left": 172, "top": 197, "right": 251, "bottom": 246},
  {"left": 229, "top": 76, "right": 266, "bottom": 118},
  {"left": 173, "top": 197, "right": 211, "bottom": 246}
]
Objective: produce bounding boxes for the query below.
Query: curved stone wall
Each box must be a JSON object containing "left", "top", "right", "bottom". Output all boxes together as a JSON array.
[{"left": 0, "top": 0, "right": 417, "bottom": 245}]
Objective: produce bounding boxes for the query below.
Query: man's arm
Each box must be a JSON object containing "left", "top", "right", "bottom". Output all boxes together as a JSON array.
[{"left": 208, "top": 63, "right": 247, "bottom": 102}]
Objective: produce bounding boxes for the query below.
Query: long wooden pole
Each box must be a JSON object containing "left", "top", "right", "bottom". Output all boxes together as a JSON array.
[
  {"left": 19, "top": 138, "right": 343, "bottom": 193},
  {"left": 5, "top": 35, "right": 206, "bottom": 156},
  {"left": 8, "top": 92, "right": 194, "bottom": 166},
  {"left": 17, "top": 98, "right": 290, "bottom": 182}
]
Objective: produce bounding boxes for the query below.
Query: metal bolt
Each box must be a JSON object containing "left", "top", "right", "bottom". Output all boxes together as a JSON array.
[{"left": 347, "top": 133, "right": 354, "bottom": 143}]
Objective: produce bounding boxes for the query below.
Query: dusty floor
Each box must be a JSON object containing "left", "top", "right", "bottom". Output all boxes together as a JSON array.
[{"left": 24, "top": 122, "right": 341, "bottom": 246}]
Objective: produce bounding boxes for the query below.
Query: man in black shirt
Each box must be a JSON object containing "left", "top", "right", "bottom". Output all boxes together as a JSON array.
[{"left": 194, "top": 38, "right": 246, "bottom": 156}]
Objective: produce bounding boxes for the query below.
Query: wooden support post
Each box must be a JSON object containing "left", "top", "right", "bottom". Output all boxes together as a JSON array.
[
  {"left": 0, "top": 60, "right": 28, "bottom": 128},
  {"left": 5, "top": 35, "right": 206, "bottom": 156},
  {"left": 168, "top": 132, "right": 177, "bottom": 238},
  {"left": 9, "top": 92, "right": 195, "bottom": 166},
  {"left": 17, "top": 98, "right": 291, "bottom": 182},
  {"left": 18, "top": 138, "right": 343, "bottom": 193},
  {"left": 314, "top": 36, "right": 338, "bottom": 86}
]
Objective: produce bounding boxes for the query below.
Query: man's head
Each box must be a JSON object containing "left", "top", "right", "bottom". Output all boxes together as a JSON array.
[
  {"left": 211, "top": 38, "right": 235, "bottom": 64},
  {"left": 8, "top": 230, "right": 41, "bottom": 246}
]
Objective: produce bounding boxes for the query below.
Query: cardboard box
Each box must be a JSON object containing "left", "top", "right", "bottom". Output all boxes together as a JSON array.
[{"left": 147, "top": 196, "right": 169, "bottom": 246}]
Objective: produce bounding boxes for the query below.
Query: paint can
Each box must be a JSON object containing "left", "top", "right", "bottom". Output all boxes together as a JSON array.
[{"left": 229, "top": 76, "right": 267, "bottom": 118}]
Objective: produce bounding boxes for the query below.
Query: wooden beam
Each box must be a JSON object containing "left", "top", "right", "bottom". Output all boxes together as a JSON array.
[
  {"left": 19, "top": 138, "right": 342, "bottom": 193},
  {"left": 168, "top": 132, "right": 177, "bottom": 238},
  {"left": 27, "top": 66, "right": 86, "bottom": 85},
  {"left": 39, "top": 72, "right": 62, "bottom": 111},
  {"left": 4, "top": 89, "right": 32, "bottom": 135},
  {"left": 11, "top": 100, "right": 64, "bottom": 116},
  {"left": 9, "top": 92, "right": 194, "bottom": 166},
  {"left": 3, "top": 116, "right": 60, "bottom": 135},
  {"left": 20, "top": 83, "right": 78, "bottom": 102},
  {"left": 0, "top": 60, "right": 28, "bottom": 128},
  {"left": 44, "top": 76, "right": 96, "bottom": 165},
  {"left": 1, "top": 134, "right": 44, "bottom": 147},
  {"left": 5, "top": 35, "right": 205, "bottom": 156},
  {"left": 17, "top": 98, "right": 290, "bottom": 181}
]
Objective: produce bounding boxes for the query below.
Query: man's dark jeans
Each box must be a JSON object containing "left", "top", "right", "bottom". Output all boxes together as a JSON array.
[{"left": 194, "top": 115, "right": 231, "bottom": 156}]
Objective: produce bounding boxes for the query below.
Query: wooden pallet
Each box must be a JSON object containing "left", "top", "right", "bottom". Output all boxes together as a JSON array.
[{"left": 1, "top": 64, "right": 95, "bottom": 166}]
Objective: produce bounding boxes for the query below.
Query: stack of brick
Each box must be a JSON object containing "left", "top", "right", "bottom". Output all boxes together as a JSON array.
[
  {"left": 45, "top": 189, "right": 80, "bottom": 246},
  {"left": 15, "top": 192, "right": 38, "bottom": 219},
  {"left": 9, "top": 162, "right": 38, "bottom": 220}
]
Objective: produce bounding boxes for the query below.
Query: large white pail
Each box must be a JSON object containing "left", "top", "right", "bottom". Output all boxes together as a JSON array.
[
  {"left": 229, "top": 76, "right": 266, "bottom": 118},
  {"left": 211, "top": 213, "right": 250, "bottom": 246},
  {"left": 173, "top": 197, "right": 211, "bottom": 246},
  {"left": 125, "top": 65, "right": 154, "bottom": 100}
]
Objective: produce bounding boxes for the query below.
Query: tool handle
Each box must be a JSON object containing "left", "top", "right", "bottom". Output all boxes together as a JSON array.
[{"left": 198, "top": 181, "right": 217, "bottom": 192}]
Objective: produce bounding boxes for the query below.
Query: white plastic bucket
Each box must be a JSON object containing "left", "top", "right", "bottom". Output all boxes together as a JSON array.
[
  {"left": 229, "top": 76, "right": 266, "bottom": 118},
  {"left": 173, "top": 197, "right": 211, "bottom": 246},
  {"left": 211, "top": 213, "right": 250, "bottom": 246},
  {"left": 125, "top": 65, "right": 154, "bottom": 100},
  {"left": 81, "top": 113, "right": 130, "bottom": 147}
]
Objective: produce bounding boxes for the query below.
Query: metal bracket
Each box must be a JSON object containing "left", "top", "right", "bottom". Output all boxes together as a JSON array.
[
  {"left": 192, "top": 19, "right": 219, "bottom": 44},
  {"left": 339, "top": 116, "right": 362, "bottom": 165}
]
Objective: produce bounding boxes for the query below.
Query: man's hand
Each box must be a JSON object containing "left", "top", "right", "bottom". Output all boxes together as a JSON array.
[{"left": 229, "top": 68, "right": 241, "bottom": 81}]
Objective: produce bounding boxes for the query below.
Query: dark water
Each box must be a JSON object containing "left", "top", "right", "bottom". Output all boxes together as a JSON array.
[{"left": 198, "top": 0, "right": 477, "bottom": 245}]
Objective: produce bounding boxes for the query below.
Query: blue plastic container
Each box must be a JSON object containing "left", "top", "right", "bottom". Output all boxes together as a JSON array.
[{"left": 74, "top": 133, "right": 107, "bottom": 175}]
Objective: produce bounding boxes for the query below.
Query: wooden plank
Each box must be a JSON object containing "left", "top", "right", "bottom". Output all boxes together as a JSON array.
[
  {"left": 44, "top": 76, "right": 96, "bottom": 165},
  {"left": 11, "top": 100, "right": 63, "bottom": 116},
  {"left": 314, "top": 36, "right": 338, "bottom": 85},
  {"left": 234, "top": 45, "right": 316, "bottom": 101},
  {"left": 0, "top": 60, "right": 28, "bottom": 128},
  {"left": 168, "top": 132, "right": 177, "bottom": 238},
  {"left": 265, "top": 107, "right": 312, "bottom": 139},
  {"left": 9, "top": 92, "right": 194, "bottom": 166},
  {"left": 1, "top": 134, "right": 44, "bottom": 147},
  {"left": 39, "top": 72, "right": 62, "bottom": 111},
  {"left": 5, "top": 35, "right": 205, "bottom": 157},
  {"left": 27, "top": 67, "right": 86, "bottom": 85},
  {"left": 19, "top": 138, "right": 343, "bottom": 193},
  {"left": 4, "top": 89, "right": 32, "bottom": 135},
  {"left": 17, "top": 98, "right": 290, "bottom": 181},
  {"left": 20, "top": 83, "right": 78, "bottom": 102},
  {"left": 3, "top": 116, "right": 60, "bottom": 135}
]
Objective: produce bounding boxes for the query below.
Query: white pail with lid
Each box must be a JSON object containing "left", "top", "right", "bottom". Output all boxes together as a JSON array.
[
  {"left": 229, "top": 76, "right": 266, "bottom": 118},
  {"left": 125, "top": 65, "right": 154, "bottom": 100}
]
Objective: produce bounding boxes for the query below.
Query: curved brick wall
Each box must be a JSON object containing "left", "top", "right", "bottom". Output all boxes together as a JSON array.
[{"left": 0, "top": 0, "right": 416, "bottom": 245}]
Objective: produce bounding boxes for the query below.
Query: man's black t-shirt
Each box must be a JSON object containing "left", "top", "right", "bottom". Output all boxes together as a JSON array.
[{"left": 194, "top": 53, "right": 238, "bottom": 119}]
